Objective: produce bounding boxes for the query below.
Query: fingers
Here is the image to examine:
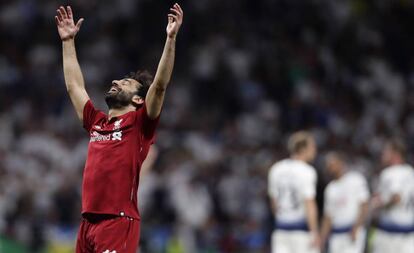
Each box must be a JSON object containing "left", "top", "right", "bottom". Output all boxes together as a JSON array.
[
  {"left": 76, "top": 18, "right": 84, "bottom": 30},
  {"left": 170, "top": 8, "right": 180, "bottom": 16},
  {"left": 55, "top": 16, "right": 61, "bottom": 26},
  {"left": 168, "top": 16, "right": 173, "bottom": 24},
  {"left": 67, "top": 6, "right": 73, "bottom": 19},
  {"left": 174, "top": 3, "right": 183, "bottom": 16},
  {"left": 59, "top": 6, "right": 68, "bottom": 19},
  {"left": 57, "top": 8, "right": 64, "bottom": 22},
  {"left": 168, "top": 14, "right": 177, "bottom": 21}
]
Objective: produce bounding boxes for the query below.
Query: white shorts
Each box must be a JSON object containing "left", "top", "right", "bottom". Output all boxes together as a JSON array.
[
  {"left": 372, "top": 229, "right": 414, "bottom": 253},
  {"left": 328, "top": 228, "right": 366, "bottom": 253},
  {"left": 271, "top": 230, "right": 320, "bottom": 253}
]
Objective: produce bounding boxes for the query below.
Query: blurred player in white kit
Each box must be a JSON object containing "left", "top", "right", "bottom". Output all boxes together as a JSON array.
[
  {"left": 320, "top": 152, "right": 370, "bottom": 253},
  {"left": 268, "top": 131, "right": 320, "bottom": 253},
  {"left": 371, "top": 139, "right": 414, "bottom": 253}
]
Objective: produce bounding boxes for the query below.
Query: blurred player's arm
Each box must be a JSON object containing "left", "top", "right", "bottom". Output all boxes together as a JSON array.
[
  {"left": 145, "top": 3, "right": 183, "bottom": 119},
  {"left": 305, "top": 198, "right": 320, "bottom": 248},
  {"left": 371, "top": 193, "right": 401, "bottom": 209},
  {"left": 350, "top": 201, "right": 369, "bottom": 241},
  {"left": 269, "top": 198, "right": 277, "bottom": 214},
  {"left": 320, "top": 214, "right": 331, "bottom": 251},
  {"left": 267, "top": 168, "right": 278, "bottom": 215},
  {"left": 55, "top": 6, "right": 89, "bottom": 121},
  {"left": 303, "top": 170, "right": 320, "bottom": 249},
  {"left": 140, "top": 146, "right": 159, "bottom": 179}
]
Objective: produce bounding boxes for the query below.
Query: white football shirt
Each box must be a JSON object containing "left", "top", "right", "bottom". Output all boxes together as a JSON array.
[
  {"left": 268, "top": 159, "right": 317, "bottom": 224},
  {"left": 377, "top": 164, "right": 414, "bottom": 227},
  {"left": 324, "top": 171, "right": 370, "bottom": 228}
]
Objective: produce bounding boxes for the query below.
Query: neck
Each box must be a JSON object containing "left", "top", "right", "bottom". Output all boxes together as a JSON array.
[
  {"left": 390, "top": 158, "right": 404, "bottom": 166},
  {"left": 291, "top": 154, "right": 308, "bottom": 163},
  {"left": 334, "top": 169, "right": 345, "bottom": 180},
  {"left": 108, "top": 104, "right": 136, "bottom": 120}
]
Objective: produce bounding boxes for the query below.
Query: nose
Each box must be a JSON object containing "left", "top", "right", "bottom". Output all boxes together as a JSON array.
[{"left": 112, "top": 80, "right": 119, "bottom": 86}]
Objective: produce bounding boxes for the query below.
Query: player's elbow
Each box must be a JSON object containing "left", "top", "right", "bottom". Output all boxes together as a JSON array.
[
  {"left": 66, "top": 84, "right": 74, "bottom": 93},
  {"left": 152, "top": 78, "right": 170, "bottom": 91}
]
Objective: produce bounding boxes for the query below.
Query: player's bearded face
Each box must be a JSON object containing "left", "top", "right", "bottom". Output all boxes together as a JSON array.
[{"left": 105, "top": 85, "right": 136, "bottom": 109}]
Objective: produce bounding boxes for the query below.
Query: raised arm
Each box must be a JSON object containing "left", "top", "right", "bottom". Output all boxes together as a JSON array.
[
  {"left": 145, "top": 3, "right": 183, "bottom": 119},
  {"left": 55, "top": 6, "right": 89, "bottom": 121}
]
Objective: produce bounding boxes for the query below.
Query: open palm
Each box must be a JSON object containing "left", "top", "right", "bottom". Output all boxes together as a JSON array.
[{"left": 55, "top": 6, "right": 84, "bottom": 41}]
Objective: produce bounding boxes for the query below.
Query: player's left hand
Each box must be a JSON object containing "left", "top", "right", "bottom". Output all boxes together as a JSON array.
[{"left": 166, "top": 3, "right": 183, "bottom": 39}]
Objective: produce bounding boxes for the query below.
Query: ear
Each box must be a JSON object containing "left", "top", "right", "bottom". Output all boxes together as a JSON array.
[{"left": 132, "top": 95, "right": 144, "bottom": 105}]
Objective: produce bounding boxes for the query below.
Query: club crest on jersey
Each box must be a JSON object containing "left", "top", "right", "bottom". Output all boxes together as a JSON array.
[
  {"left": 113, "top": 119, "right": 123, "bottom": 130},
  {"left": 103, "top": 250, "right": 116, "bottom": 253}
]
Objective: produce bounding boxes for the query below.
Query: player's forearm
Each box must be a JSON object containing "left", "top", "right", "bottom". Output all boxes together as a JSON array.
[
  {"left": 320, "top": 215, "right": 331, "bottom": 247},
  {"left": 269, "top": 198, "right": 277, "bottom": 214},
  {"left": 354, "top": 202, "right": 368, "bottom": 230},
  {"left": 305, "top": 199, "right": 319, "bottom": 234},
  {"left": 62, "top": 39, "right": 85, "bottom": 93},
  {"left": 152, "top": 36, "right": 176, "bottom": 90}
]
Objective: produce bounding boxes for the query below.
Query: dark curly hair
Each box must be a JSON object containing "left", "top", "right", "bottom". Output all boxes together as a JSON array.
[{"left": 126, "top": 70, "right": 153, "bottom": 99}]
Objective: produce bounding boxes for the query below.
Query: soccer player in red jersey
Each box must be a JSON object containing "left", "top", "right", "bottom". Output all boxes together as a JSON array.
[{"left": 55, "top": 4, "right": 183, "bottom": 253}]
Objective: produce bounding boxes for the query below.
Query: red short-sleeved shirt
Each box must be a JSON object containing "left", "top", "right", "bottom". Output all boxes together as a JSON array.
[{"left": 81, "top": 100, "right": 159, "bottom": 219}]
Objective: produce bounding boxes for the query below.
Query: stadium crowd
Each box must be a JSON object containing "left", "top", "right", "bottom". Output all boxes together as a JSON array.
[{"left": 1, "top": 0, "right": 414, "bottom": 252}]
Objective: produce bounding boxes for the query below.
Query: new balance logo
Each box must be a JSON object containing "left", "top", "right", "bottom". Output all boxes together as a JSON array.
[{"left": 103, "top": 250, "right": 116, "bottom": 253}]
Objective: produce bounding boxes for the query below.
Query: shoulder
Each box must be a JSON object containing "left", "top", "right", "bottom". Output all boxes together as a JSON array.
[
  {"left": 383, "top": 165, "right": 412, "bottom": 178},
  {"left": 269, "top": 159, "right": 286, "bottom": 176},
  {"left": 300, "top": 162, "right": 317, "bottom": 178},
  {"left": 380, "top": 166, "right": 393, "bottom": 179},
  {"left": 346, "top": 171, "right": 366, "bottom": 183},
  {"left": 325, "top": 181, "right": 336, "bottom": 194},
  {"left": 270, "top": 159, "right": 289, "bottom": 170}
]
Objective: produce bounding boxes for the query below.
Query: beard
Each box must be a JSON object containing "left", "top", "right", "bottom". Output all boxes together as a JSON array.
[{"left": 105, "top": 90, "right": 134, "bottom": 109}]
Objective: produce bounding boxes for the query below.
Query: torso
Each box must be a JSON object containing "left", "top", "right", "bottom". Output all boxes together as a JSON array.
[{"left": 81, "top": 101, "right": 158, "bottom": 219}]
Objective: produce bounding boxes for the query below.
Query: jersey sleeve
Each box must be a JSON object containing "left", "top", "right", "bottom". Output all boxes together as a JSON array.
[
  {"left": 324, "top": 186, "right": 334, "bottom": 217},
  {"left": 355, "top": 174, "right": 370, "bottom": 202},
  {"left": 301, "top": 168, "right": 317, "bottom": 199},
  {"left": 83, "top": 100, "right": 99, "bottom": 132},
  {"left": 268, "top": 166, "right": 279, "bottom": 198},
  {"left": 141, "top": 103, "right": 160, "bottom": 141}
]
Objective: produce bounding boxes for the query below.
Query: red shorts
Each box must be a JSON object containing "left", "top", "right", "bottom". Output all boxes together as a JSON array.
[{"left": 76, "top": 215, "right": 140, "bottom": 253}]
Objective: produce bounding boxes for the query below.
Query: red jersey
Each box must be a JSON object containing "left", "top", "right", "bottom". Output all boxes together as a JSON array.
[{"left": 81, "top": 100, "right": 159, "bottom": 219}]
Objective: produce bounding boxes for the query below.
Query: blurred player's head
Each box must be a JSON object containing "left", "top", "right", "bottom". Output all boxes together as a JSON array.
[
  {"left": 105, "top": 70, "right": 153, "bottom": 109},
  {"left": 325, "top": 151, "right": 346, "bottom": 179},
  {"left": 288, "top": 131, "right": 317, "bottom": 162},
  {"left": 381, "top": 138, "right": 406, "bottom": 166}
]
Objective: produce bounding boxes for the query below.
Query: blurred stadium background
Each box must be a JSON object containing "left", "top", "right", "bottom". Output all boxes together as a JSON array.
[{"left": 1, "top": 0, "right": 414, "bottom": 252}]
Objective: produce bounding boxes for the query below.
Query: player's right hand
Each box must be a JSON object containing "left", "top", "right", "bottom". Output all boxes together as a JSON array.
[
  {"left": 55, "top": 6, "right": 84, "bottom": 41},
  {"left": 310, "top": 233, "right": 321, "bottom": 250}
]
